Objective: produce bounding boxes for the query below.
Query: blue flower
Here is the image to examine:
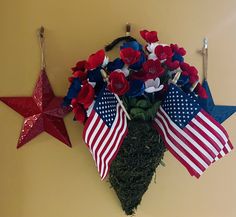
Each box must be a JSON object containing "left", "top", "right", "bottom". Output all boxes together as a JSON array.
[
  {"left": 87, "top": 67, "right": 104, "bottom": 83},
  {"left": 126, "top": 80, "right": 145, "bottom": 97},
  {"left": 177, "top": 74, "right": 189, "bottom": 86},
  {"left": 63, "top": 78, "right": 81, "bottom": 106},
  {"left": 107, "top": 58, "right": 124, "bottom": 72},
  {"left": 172, "top": 53, "right": 184, "bottom": 62},
  {"left": 120, "top": 41, "right": 143, "bottom": 51}
]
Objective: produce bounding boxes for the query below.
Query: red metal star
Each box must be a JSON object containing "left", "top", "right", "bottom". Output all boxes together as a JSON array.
[{"left": 0, "top": 70, "right": 72, "bottom": 148}]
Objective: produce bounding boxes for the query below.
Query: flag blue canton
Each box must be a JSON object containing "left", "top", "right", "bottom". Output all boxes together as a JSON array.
[
  {"left": 162, "top": 84, "right": 201, "bottom": 128},
  {"left": 94, "top": 87, "right": 118, "bottom": 128}
]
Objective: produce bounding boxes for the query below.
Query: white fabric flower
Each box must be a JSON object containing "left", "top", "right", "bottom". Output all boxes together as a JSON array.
[
  {"left": 114, "top": 66, "right": 129, "bottom": 77},
  {"left": 145, "top": 77, "right": 164, "bottom": 93},
  {"left": 102, "top": 56, "right": 109, "bottom": 68}
]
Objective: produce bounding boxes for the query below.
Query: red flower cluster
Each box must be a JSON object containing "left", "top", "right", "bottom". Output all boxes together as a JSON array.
[
  {"left": 154, "top": 45, "right": 173, "bottom": 60},
  {"left": 85, "top": 49, "right": 106, "bottom": 70},
  {"left": 170, "top": 44, "right": 186, "bottom": 56},
  {"left": 120, "top": 48, "right": 141, "bottom": 65},
  {"left": 143, "top": 59, "right": 164, "bottom": 79},
  {"left": 108, "top": 71, "right": 129, "bottom": 96},
  {"left": 140, "top": 30, "right": 159, "bottom": 43},
  {"left": 180, "top": 62, "right": 199, "bottom": 84}
]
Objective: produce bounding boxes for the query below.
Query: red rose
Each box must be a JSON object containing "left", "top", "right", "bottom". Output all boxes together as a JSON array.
[
  {"left": 108, "top": 71, "right": 129, "bottom": 96},
  {"left": 71, "top": 60, "right": 87, "bottom": 72},
  {"left": 170, "top": 44, "right": 186, "bottom": 56},
  {"left": 72, "top": 70, "right": 87, "bottom": 81},
  {"left": 73, "top": 104, "right": 86, "bottom": 123},
  {"left": 143, "top": 59, "right": 164, "bottom": 79},
  {"left": 154, "top": 45, "right": 173, "bottom": 60},
  {"left": 77, "top": 83, "right": 95, "bottom": 109},
  {"left": 140, "top": 30, "right": 159, "bottom": 43},
  {"left": 180, "top": 62, "right": 190, "bottom": 71},
  {"left": 130, "top": 70, "right": 147, "bottom": 81},
  {"left": 120, "top": 47, "right": 141, "bottom": 65},
  {"left": 194, "top": 83, "right": 208, "bottom": 99},
  {"left": 165, "top": 58, "right": 180, "bottom": 70},
  {"left": 86, "top": 49, "right": 105, "bottom": 70}
]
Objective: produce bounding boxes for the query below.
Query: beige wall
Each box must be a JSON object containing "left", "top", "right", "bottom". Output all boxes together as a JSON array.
[{"left": 0, "top": 0, "right": 236, "bottom": 217}]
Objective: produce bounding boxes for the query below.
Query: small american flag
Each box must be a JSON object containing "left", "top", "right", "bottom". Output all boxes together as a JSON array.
[
  {"left": 154, "top": 84, "right": 233, "bottom": 178},
  {"left": 82, "top": 87, "right": 128, "bottom": 180}
]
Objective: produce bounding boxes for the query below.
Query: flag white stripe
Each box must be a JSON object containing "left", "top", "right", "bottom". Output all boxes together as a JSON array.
[
  {"left": 91, "top": 125, "right": 108, "bottom": 160},
  {"left": 85, "top": 113, "right": 99, "bottom": 143},
  {"left": 185, "top": 124, "right": 219, "bottom": 156},
  {"left": 100, "top": 106, "right": 124, "bottom": 177},
  {"left": 198, "top": 112, "right": 228, "bottom": 142},
  {"left": 225, "top": 143, "right": 232, "bottom": 153},
  {"left": 155, "top": 117, "right": 203, "bottom": 176},
  {"left": 157, "top": 112, "right": 209, "bottom": 168},
  {"left": 160, "top": 107, "right": 214, "bottom": 162},
  {"left": 102, "top": 111, "right": 127, "bottom": 179},
  {"left": 192, "top": 117, "right": 224, "bottom": 149},
  {"left": 96, "top": 105, "right": 121, "bottom": 173},
  {"left": 88, "top": 119, "right": 103, "bottom": 149}
]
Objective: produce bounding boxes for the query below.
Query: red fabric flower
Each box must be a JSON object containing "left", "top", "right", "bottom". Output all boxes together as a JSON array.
[
  {"left": 108, "top": 71, "right": 129, "bottom": 96},
  {"left": 73, "top": 104, "right": 86, "bottom": 123},
  {"left": 76, "top": 83, "right": 95, "bottom": 109},
  {"left": 120, "top": 47, "right": 141, "bottom": 65},
  {"left": 71, "top": 60, "right": 87, "bottom": 72},
  {"left": 143, "top": 59, "right": 164, "bottom": 79},
  {"left": 170, "top": 44, "right": 186, "bottom": 56},
  {"left": 180, "top": 62, "right": 190, "bottom": 71},
  {"left": 165, "top": 58, "right": 180, "bottom": 70},
  {"left": 86, "top": 49, "right": 105, "bottom": 70},
  {"left": 154, "top": 45, "right": 173, "bottom": 60},
  {"left": 194, "top": 83, "right": 208, "bottom": 99},
  {"left": 140, "top": 30, "right": 159, "bottom": 43},
  {"left": 130, "top": 70, "right": 147, "bottom": 81}
]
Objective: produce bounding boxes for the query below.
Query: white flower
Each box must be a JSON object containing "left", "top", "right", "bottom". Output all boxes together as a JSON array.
[
  {"left": 147, "top": 42, "right": 159, "bottom": 53},
  {"left": 148, "top": 52, "right": 157, "bottom": 60},
  {"left": 145, "top": 77, "right": 164, "bottom": 93},
  {"left": 114, "top": 66, "right": 129, "bottom": 77},
  {"left": 102, "top": 56, "right": 109, "bottom": 68}
]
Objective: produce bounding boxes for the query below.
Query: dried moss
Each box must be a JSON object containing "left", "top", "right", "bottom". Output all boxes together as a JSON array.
[{"left": 109, "top": 120, "right": 166, "bottom": 215}]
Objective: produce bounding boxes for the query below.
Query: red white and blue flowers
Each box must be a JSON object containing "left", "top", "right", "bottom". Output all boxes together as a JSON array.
[{"left": 64, "top": 29, "right": 207, "bottom": 123}]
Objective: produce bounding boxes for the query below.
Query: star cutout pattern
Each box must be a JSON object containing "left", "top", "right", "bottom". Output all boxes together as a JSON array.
[
  {"left": 198, "top": 79, "right": 236, "bottom": 124},
  {"left": 0, "top": 70, "right": 71, "bottom": 148}
]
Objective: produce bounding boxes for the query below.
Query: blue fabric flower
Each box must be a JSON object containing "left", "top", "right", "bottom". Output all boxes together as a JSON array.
[
  {"left": 120, "top": 41, "right": 143, "bottom": 51},
  {"left": 63, "top": 78, "right": 82, "bottom": 106},
  {"left": 129, "top": 52, "right": 146, "bottom": 70},
  {"left": 177, "top": 74, "right": 189, "bottom": 86},
  {"left": 87, "top": 67, "right": 104, "bottom": 83},
  {"left": 107, "top": 58, "right": 124, "bottom": 72},
  {"left": 172, "top": 53, "right": 184, "bottom": 62},
  {"left": 126, "top": 80, "right": 145, "bottom": 97}
]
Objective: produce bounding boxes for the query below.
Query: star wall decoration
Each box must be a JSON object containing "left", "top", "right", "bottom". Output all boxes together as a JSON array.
[
  {"left": 198, "top": 79, "right": 236, "bottom": 123},
  {"left": 0, "top": 70, "right": 72, "bottom": 148}
]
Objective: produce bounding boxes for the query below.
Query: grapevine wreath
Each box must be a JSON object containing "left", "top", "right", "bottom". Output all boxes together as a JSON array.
[{"left": 63, "top": 29, "right": 233, "bottom": 215}]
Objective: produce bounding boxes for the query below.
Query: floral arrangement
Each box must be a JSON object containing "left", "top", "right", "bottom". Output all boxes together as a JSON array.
[{"left": 63, "top": 29, "right": 214, "bottom": 215}]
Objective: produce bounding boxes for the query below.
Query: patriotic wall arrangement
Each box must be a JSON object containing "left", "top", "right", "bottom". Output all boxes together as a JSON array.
[
  {"left": 1, "top": 28, "right": 235, "bottom": 216},
  {"left": 63, "top": 29, "right": 235, "bottom": 215}
]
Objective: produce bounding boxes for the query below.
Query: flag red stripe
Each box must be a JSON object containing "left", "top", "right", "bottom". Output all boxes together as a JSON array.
[
  {"left": 154, "top": 117, "right": 201, "bottom": 178},
  {"left": 159, "top": 108, "right": 213, "bottom": 165},
  {"left": 156, "top": 113, "right": 207, "bottom": 172}
]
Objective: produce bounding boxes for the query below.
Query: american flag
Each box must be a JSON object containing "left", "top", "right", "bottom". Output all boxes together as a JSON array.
[
  {"left": 153, "top": 84, "right": 233, "bottom": 178},
  {"left": 82, "top": 87, "right": 128, "bottom": 180}
]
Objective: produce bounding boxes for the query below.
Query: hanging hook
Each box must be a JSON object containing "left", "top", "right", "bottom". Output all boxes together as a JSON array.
[
  {"left": 201, "top": 37, "right": 208, "bottom": 80},
  {"left": 38, "top": 26, "right": 46, "bottom": 70},
  {"left": 125, "top": 23, "right": 131, "bottom": 36}
]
